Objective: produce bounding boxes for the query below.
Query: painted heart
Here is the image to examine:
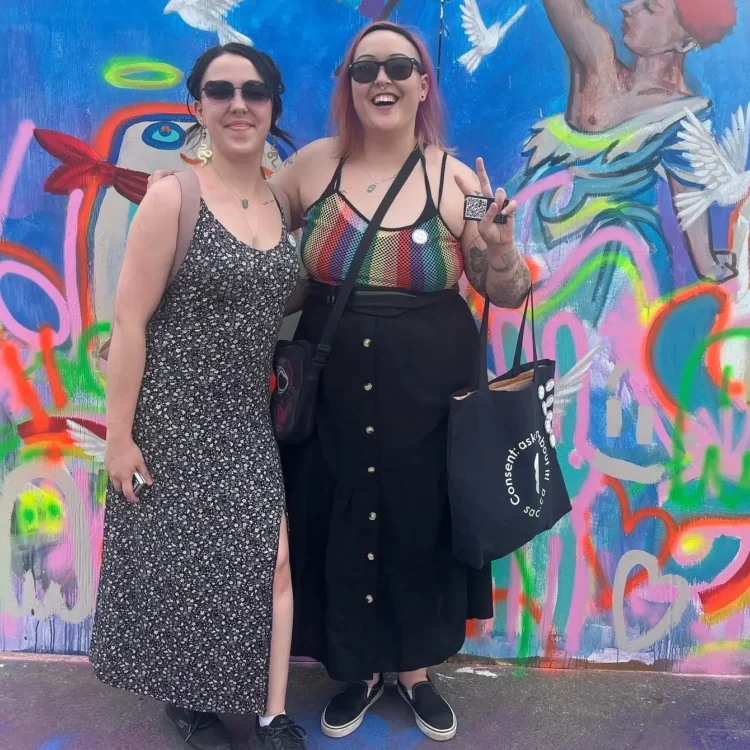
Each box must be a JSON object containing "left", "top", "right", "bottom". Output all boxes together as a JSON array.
[
  {"left": 594, "top": 476, "right": 677, "bottom": 610},
  {"left": 612, "top": 549, "right": 690, "bottom": 653}
]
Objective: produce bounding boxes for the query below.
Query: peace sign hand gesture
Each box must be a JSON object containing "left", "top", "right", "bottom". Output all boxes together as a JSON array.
[{"left": 455, "top": 157, "right": 517, "bottom": 250}]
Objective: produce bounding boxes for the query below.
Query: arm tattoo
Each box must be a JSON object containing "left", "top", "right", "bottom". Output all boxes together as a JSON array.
[
  {"left": 466, "top": 243, "right": 531, "bottom": 307},
  {"left": 469, "top": 246, "right": 489, "bottom": 283},
  {"left": 488, "top": 246, "right": 520, "bottom": 274}
]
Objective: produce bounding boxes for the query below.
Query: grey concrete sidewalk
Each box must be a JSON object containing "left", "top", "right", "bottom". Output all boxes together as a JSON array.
[{"left": 2, "top": 656, "right": 750, "bottom": 749}]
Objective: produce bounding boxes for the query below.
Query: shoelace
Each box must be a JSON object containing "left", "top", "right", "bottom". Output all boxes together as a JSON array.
[
  {"left": 185, "top": 711, "right": 217, "bottom": 741},
  {"left": 266, "top": 718, "right": 308, "bottom": 748}
]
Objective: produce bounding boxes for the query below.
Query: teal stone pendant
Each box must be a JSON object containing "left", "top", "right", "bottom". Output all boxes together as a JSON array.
[{"left": 241, "top": 198, "right": 249, "bottom": 209}]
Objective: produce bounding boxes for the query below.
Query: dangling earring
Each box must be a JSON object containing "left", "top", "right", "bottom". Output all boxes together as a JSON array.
[
  {"left": 268, "top": 134, "right": 279, "bottom": 162},
  {"left": 197, "top": 127, "right": 213, "bottom": 166}
]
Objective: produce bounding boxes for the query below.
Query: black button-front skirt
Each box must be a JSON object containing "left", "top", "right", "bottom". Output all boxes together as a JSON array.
[{"left": 281, "top": 287, "right": 493, "bottom": 682}]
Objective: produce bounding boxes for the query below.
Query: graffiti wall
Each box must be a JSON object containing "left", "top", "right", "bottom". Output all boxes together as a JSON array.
[{"left": 2, "top": 0, "right": 749, "bottom": 675}]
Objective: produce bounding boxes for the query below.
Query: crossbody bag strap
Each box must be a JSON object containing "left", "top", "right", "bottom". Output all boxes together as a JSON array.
[{"left": 312, "top": 146, "right": 422, "bottom": 370}]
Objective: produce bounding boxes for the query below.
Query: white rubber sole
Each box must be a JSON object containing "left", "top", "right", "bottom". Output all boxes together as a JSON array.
[
  {"left": 320, "top": 683, "right": 385, "bottom": 739},
  {"left": 397, "top": 683, "right": 457, "bottom": 742}
]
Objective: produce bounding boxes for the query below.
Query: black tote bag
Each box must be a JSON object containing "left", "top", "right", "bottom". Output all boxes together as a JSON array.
[{"left": 447, "top": 287, "right": 572, "bottom": 569}]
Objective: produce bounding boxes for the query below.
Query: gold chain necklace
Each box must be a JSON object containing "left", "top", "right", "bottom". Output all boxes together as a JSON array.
[
  {"left": 363, "top": 163, "right": 398, "bottom": 193},
  {"left": 211, "top": 163, "right": 264, "bottom": 247}
]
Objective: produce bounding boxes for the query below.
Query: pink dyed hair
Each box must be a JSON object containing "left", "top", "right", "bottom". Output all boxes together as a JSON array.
[{"left": 330, "top": 21, "right": 449, "bottom": 158}]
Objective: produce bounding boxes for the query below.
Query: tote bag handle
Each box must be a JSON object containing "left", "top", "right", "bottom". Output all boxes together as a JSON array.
[{"left": 477, "top": 285, "right": 537, "bottom": 391}]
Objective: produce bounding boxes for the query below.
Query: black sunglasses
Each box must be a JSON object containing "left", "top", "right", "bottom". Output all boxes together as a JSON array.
[
  {"left": 201, "top": 80, "right": 273, "bottom": 103},
  {"left": 348, "top": 57, "right": 422, "bottom": 85}
]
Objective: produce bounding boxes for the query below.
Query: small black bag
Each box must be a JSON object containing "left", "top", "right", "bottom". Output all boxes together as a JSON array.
[
  {"left": 447, "top": 288, "right": 572, "bottom": 569},
  {"left": 272, "top": 147, "right": 422, "bottom": 444}
]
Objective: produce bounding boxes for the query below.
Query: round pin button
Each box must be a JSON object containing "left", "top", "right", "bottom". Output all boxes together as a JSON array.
[
  {"left": 412, "top": 228, "right": 428, "bottom": 245},
  {"left": 288, "top": 234, "right": 297, "bottom": 248}
]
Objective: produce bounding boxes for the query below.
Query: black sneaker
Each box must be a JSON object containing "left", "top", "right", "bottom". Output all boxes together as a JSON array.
[
  {"left": 397, "top": 678, "right": 457, "bottom": 742},
  {"left": 164, "top": 704, "right": 232, "bottom": 750},
  {"left": 255, "top": 715, "right": 307, "bottom": 749},
  {"left": 321, "top": 676, "right": 385, "bottom": 738}
]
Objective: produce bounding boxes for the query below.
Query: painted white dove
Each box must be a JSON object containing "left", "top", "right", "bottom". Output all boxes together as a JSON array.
[
  {"left": 549, "top": 344, "right": 600, "bottom": 443},
  {"left": 485, "top": 344, "right": 600, "bottom": 446},
  {"left": 674, "top": 104, "right": 750, "bottom": 230},
  {"left": 164, "top": 0, "right": 252, "bottom": 46},
  {"left": 458, "top": 1, "right": 527, "bottom": 74},
  {"left": 66, "top": 419, "right": 106, "bottom": 463}
]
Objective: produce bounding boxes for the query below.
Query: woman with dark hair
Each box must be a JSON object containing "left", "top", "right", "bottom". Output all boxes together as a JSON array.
[
  {"left": 91, "top": 44, "right": 307, "bottom": 750},
  {"left": 151, "top": 21, "right": 530, "bottom": 743}
]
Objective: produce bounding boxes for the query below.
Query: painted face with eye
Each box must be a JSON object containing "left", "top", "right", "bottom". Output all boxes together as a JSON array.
[
  {"left": 620, "top": 0, "right": 693, "bottom": 56},
  {"left": 349, "top": 29, "right": 429, "bottom": 137}
]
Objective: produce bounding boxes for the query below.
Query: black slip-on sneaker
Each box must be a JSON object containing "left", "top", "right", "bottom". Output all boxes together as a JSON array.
[
  {"left": 397, "top": 678, "right": 457, "bottom": 741},
  {"left": 321, "top": 676, "right": 385, "bottom": 738},
  {"left": 164, "top": 704, "right": 232, "bottom": 750}
]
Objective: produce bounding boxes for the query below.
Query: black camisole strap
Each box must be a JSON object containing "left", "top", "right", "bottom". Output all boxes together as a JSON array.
[
  {"left": 329, "top": 159, "right": 346, "bottom": 193},
  {"left": 437, "top": 151, "right": 449, "bottom": 208},
  {"left": 419, "top": 150, "right": 432, "bottom": 199},
  {"left": 264, "top": 181, "right": 287, "bottom": 227}
]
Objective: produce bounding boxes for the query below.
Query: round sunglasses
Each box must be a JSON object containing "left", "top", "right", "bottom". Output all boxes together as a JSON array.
[
  {"left": 201, "top": 80, "right": 273, "bottom": 103},
  {"left": 348, "top": 57, "right": 423, "bottom": 85}
]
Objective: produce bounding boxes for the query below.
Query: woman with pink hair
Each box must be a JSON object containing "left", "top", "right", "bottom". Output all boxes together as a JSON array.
[
  {"left": 152, "top": 20, "right": 529, "bottom": 741},
  {"left": 272, "top": 21, "right": 529, "bottom": 742}
]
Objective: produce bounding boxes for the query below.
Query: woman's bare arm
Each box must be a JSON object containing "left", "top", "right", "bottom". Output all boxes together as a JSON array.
[
  {"left": 106, "top": 178, "right": 181, "bottom": 442},
  {"left": 461, "top": 222, "right": 531, "bottom": 309},
  {"left": 268, "top": 138, "right": 338, "bottom": 233},
  {"left": 270, "top": 139, "right": 341, "bottom": 313},
  {"left": 455, "top": 160, "right": 531, "bottom": 309},
  {"left": 283, "top": 276, "right": 310, "bottom": 316},
  {"left": 268, "top": 153, "right": 304, "bottom": 232}
]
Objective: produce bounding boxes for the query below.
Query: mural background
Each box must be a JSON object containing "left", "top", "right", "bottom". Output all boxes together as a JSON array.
[{"left": 2, "top": 0, "right": 750, "bottom": 675}]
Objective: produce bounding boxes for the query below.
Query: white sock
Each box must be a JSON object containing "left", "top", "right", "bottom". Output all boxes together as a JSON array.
[
  {"left": 365, "top": 675, "right": 381, "bottom": 698},
  {"left": 259, "top": 713, "right": 283, "bottom": 727}
]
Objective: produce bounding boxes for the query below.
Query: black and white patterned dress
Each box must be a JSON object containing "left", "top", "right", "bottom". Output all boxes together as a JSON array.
[{"left": 90, "top": 198, "right": 298, "bottom": 714}]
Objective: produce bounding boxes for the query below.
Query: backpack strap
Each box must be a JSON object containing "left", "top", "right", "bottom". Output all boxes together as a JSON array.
[
  {"left": 98, "top": 170, "right": 201, "bottom": 362},
  {"left": 168, "top": 169, "right": 201, "bottom": 284}
]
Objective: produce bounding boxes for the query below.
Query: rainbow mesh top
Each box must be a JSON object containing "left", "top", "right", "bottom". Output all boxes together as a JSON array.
[{"left": 300, "top": 151, "right": 463, "bottom": 292}]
